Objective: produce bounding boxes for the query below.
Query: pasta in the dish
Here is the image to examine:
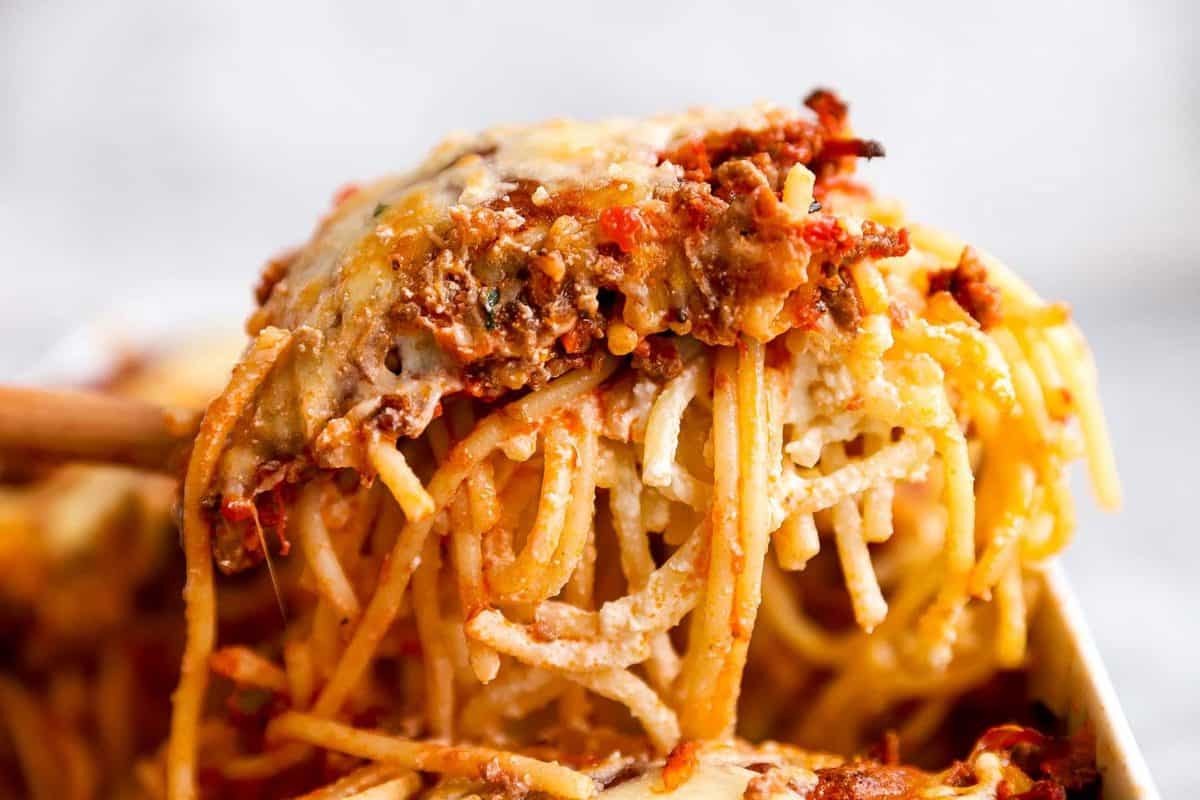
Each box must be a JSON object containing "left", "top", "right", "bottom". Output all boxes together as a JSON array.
[{"left": 0, "top": 91, "right": 1115, "bottom": 800}]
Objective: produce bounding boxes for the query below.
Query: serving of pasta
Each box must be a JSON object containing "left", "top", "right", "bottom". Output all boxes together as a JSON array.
[{"left": 0, "top": 91, "right": 1118, "bottom": 800}]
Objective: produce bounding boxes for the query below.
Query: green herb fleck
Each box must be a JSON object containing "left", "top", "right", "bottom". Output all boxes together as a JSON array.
[
  {"left": 482, "top": 288, "right": 501, "bottom": 331},
  {"left": 373, "top": 202, "right": 389, "bottom": 218}
]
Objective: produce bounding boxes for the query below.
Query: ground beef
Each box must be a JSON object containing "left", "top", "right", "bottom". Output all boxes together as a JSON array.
[
  {"left": 809, "top": 764, "right": 924, "bottom": 800},
  {"left": 928, "top": 247, "right": 1003, "bottom": 328}
]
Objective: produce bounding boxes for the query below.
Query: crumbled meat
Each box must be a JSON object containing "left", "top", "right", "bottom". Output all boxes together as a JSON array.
[
  {"left": 820, "top": 264, "right": 863, "bottom": 328},
  {"left": 367, "top": 146, "right": 905, "bottom": 404},
  {"left": 977, "top": 724, "right": 1098, "bottom": 792},
  {"left": 819, "top": 138, "right": 886, "bottom": 161},
  {"left": 809, "top": 763, "right": 923, "bottom": 800},
  {"left": 804, "top": 89, "right": 849, "bottom": 128},
  {"left": 928, "top": 247, "right": 1003, "bottom": 329},
  {"left": 210, "top": 477, "right": 295, "bottom": 573},
  {"left": 631, "top": 336, "right": 683, "bottom": 381}
]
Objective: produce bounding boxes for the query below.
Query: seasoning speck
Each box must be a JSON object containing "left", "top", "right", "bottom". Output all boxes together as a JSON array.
[{"left": 482, "top": 288, "right": 501, "bottom": 331}]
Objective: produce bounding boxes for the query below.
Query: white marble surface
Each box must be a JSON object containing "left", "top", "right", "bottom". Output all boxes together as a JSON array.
[{"left": 2, "top": 1, "right": 1197, "bottom": 794}]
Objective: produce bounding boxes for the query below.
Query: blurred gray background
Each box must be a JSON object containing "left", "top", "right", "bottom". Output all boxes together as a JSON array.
[{"left": 1, "top": 0, "right": 1196, "bottom": 793}]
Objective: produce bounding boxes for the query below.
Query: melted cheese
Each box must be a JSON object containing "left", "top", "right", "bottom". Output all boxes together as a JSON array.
[
  {"left": 598, "top": 747, "right": 827, "bottom": 800},
  {"left": 266, "top": 102, "right": 805, "bottom": 330},
  {"left": 601, "top": 763, "right": 758, "bottom": 800}
]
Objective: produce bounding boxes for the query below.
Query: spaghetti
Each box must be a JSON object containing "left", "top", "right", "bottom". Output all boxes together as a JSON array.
[{"left": 1, "top": 92, "right": 1116, "bottom": 800}]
